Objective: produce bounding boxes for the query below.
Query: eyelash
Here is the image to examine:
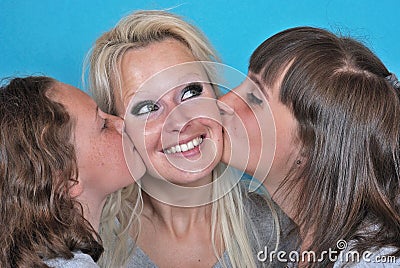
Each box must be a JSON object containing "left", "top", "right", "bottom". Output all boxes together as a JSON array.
[
  {"left": 181, "top": 83, "right": 203, "bottom": 101},
  {"left": 247, "top": 92, "right": 263, "bottom": 105},
  {"left": 131, "top": 83, "right": 204, "bottom": 116},
  {"left": 131, "top": 100, "right": 160, "bottom": 116}
]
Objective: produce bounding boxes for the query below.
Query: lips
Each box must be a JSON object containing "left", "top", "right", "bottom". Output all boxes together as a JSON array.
[{"left": 163, "top": 135, "right": 204, "bottom": 154}]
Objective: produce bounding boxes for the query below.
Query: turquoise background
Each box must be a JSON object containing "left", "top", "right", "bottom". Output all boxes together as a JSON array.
[{"left": 1, "top": 0, "right": 399, "bottom": 90}]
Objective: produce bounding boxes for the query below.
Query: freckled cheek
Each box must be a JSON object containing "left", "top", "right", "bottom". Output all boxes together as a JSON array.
[
  {"left": 92, "top": 147, "right": 107, "bottom": 168},
  {"left": 85, "top": 141, "right": 101, "bottom": 161},
  {"left": 103, "top": 132, "right": 123, "bottom": 156}
]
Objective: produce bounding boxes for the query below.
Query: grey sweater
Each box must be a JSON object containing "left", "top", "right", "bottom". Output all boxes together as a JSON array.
[
  {"left": 44, "top": 251, "right": 99, "bottom": 268},
  {"left": 126, "top": 188, "right": 299, "bottom": 268}
]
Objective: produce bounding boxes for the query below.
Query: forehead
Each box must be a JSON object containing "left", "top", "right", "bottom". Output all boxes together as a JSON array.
[
  {"left": 120, "top": 39, "right": 196, "bottom": 92},
  {"left": 49, "top": 82, "right": 95, "bottom": 116}
]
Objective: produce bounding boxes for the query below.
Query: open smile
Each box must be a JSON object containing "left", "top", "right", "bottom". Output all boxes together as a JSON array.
[{"left": 163, "top": 135, "right": 204, "bottom": 154}]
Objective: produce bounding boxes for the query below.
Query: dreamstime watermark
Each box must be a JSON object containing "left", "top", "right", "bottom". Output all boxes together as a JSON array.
[{"left": 257, "top": 240, "right": 397, "bottom": 264}]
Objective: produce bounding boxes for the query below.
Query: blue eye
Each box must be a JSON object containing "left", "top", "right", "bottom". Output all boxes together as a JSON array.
[
  {"left": 247, "top": 92, "right": 263, "bottom": 105},
  {"left": 181, "top": 83, "right": 203, "bottom": 101},
  {"left": 131, "top": 100, "right": 160, "bottom": 116}
]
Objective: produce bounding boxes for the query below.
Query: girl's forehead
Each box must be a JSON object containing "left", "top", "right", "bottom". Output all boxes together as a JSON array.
[{"left": 124, "top": 63, "right": 211, "bottom": 99}]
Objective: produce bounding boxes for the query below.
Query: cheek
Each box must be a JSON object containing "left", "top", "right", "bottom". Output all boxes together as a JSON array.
[
  {"left": 125, "top": 116, "right": 163, "bottom": 155},
  {"left": 143, "top": 121, "right": 163, "bottom": 149},
  {"left": 104, "top": 133, "right": 124, "bottom": 162},
  {"left": 135, "top": 123, "right": 164, "bottom": 171},
  {"left": 276, "top": 121, "right": 296, "bottom": 153},
  {"left": 198, "top": 117, "right": 223, "bottom": 136},
  {"left": 213, "top": 123, "right": 223, "bottom": 146},
  {"left": 239, "top": 104, "right": 261, "bottom": 142},
  {"left": 76, "top": 141, "right": 108, "bottom": 181},
  {"left": 207, "top": 120, "right": 224, "bottom": 158},
  {"left": 142, "top": 132, "right": 160, "bottom": 157},
  {"left": 76, "top": 139, "right": 96, "bottom": 165},
  {"left": 274, "top": 107, "right": 299, "bottom": 160}
]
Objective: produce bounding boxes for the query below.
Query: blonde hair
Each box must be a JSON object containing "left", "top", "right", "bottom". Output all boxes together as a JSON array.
[
  {"left": 85, "top": 10, "right": 219, "bottom": 115},
  {"left": 85, "top": 10, "right": 274, "bottom": 267}
]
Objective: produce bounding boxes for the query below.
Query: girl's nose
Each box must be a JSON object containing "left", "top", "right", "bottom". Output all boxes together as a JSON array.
[
  {"left": 110, "top": 115, "right": 124, "bottom": 134},
  {"left": 218, "top": 88, "right": 241, "bottom": 115}
]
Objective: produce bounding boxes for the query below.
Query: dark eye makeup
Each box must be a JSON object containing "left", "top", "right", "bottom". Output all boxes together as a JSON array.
[
  {"left": 247, "top": 92, "right": 263, "bottom": 105},
  {"left": 181, "top": 83, "right": 203, "bottom": 101},
  {"left": 130, "top": 83, "right": 203, "bottom": 116},
  {"left": 131, "top": 100, "right": 160, "bottom": 116}
]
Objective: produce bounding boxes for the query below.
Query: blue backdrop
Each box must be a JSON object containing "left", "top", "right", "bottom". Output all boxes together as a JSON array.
[{"left": 1, "top": 0, "right": 399, "bottom": 90}]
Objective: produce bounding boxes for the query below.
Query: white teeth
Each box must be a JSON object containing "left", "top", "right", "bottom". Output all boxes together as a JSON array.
[
  {"left": 180, "top": 144, "right": 188, "bottom": 152},
  {"left": 163, "top": 136, "right": 204, "bottom": 154},
  {"left": 193, "top": 138, "right": 199, "bottom": 147},
  {"left": 187, "top": 141, "right": 194, "bottom": 150},
  {"left": 175, "top": 145, "right": 181, "bottom": 153}
]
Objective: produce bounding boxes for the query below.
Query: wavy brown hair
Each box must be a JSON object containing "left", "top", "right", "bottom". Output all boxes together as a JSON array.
[
  {"left": 0, "top": 76, "right": 103, "bottom": 267},
  {"left": 250, "top": 27, "right": 400, "bottom": 267}
]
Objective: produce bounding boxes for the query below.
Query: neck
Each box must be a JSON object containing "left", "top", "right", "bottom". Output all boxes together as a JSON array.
[
  {"left": 143, "top": 192, "right": 212, "bottom": 236},
  {"left": 139, "top": 172, "right": 214, "bottom": 207},
  {"left": 265, "top": 180, "right": 297, "bottom": 222},
  {"left": 77, "top": 192, "right": 107, "bottom": 233},
  {"left": 140, "top": 172, "right": 214, "bottom": 236},
  {"left": 266, "top": 180, "right": 313, "bottom": 252}
]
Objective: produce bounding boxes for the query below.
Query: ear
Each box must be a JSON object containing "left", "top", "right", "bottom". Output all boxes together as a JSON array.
[{"left": 69, "top": 179, "right": 84, "bottom": 198}]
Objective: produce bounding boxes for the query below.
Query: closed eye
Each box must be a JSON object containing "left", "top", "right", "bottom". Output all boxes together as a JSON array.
[
  {"left": 247, "top": 92, "right": 263, "bottom": 105},
  {"left": 181, "top": 83, "right": 203, "bottom": 101},
  {"left": 102, "top": 118, "right": 109, "bottom": 130}
]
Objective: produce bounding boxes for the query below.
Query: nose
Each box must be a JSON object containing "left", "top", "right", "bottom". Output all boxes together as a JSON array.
[
  {"left": 110, "top": 115, "right": 124, "bottom": 134},
  {"left": 218, "top": 88, "right": 241, "bottom": 115},
  {"left": 163, "top": 104, "right": 193, "bottom": 133}
]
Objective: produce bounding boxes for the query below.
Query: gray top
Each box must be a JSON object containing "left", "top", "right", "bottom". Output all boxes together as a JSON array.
[
  {"left": 126, "top": 186, "right": 299, "bottom": 268},
  {"left": 333, "top": 244, "right": 400, "bottom": 267},
  {"left": 44, "top": 251, "right": 99, "bottom": 268}
]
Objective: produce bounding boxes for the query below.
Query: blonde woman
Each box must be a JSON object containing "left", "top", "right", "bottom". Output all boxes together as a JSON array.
[{"left": 86, "top": 10, "right": 298, "bottom": 267}]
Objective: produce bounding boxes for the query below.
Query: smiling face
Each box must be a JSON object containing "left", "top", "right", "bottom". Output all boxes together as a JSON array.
[
  {"left": 219, "top": 71, "right": 299, "bottom": 193},
  {"left": 50, "top": 82, "right": 145, "bottom": 198},
  {"left": 120, "top": 39, "right": 223, "bottom": 186}
]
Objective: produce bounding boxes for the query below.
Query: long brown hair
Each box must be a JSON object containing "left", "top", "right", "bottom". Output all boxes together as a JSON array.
[
  {"left": 0, "top": 76, "right": 103, "bottom": 267},
  {"left": 250, "top": 27, "right": 400, "bottom": 266}
]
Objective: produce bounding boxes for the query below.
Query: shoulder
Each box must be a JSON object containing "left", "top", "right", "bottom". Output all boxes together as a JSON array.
[
  {"left": 241, "top": 183, "right": 298, "bottom": 240},
  {"left": 44, "top": 251, "right": 99, "bottom": 268},
  {"left": 334, "top": 246, "right": 400, "bottom": 268},
  {"left": 240, "top": 183, "right": 300, "bottom": 267},
  {"left": 126, "top": 247, "right": 158, "bottom": 268},
  {"left": 239, "top": 179, "right": 292, "bottom": 225}
]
